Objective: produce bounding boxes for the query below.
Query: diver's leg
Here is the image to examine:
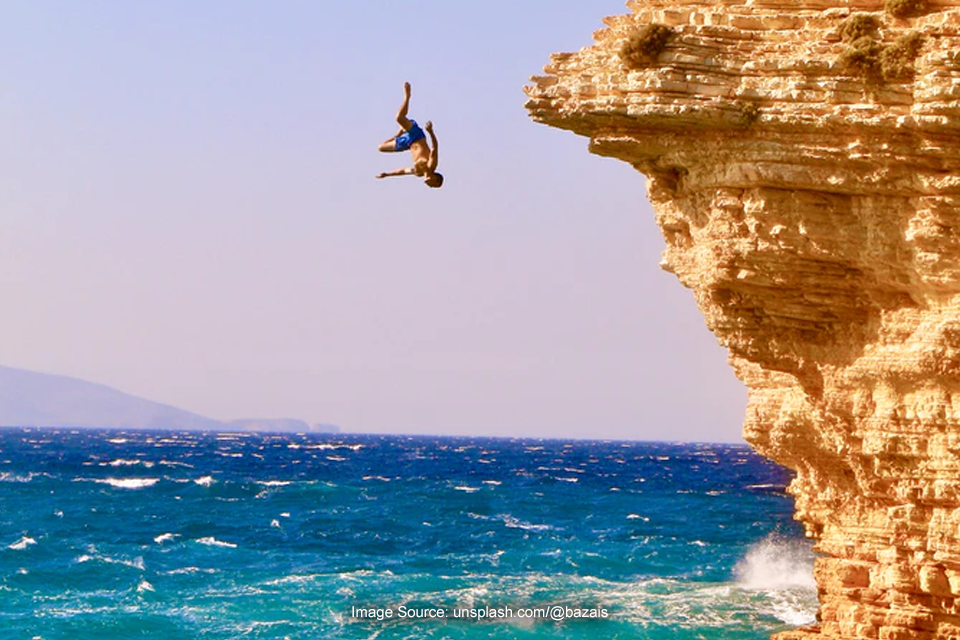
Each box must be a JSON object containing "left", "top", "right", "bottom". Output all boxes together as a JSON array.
[{"left": 395, "top": 82, "right": 412, "bottom": 131}]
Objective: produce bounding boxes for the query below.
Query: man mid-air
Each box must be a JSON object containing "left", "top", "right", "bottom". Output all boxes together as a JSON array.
[{"left": 376, "top": 82, "right": 443, "bottom": 188}]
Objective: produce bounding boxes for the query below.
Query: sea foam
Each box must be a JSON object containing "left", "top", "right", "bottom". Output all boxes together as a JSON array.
[
  {"left": 95, "top": 478, "right": 160, "bottom": 489},
  {"left": 106, "top": 459, "right": 154, "bottom": 468},
  {"left": 8, "top": 536, "right": 36, "bottom": 550},
  {"left": 196, "top": 537, "right": 238, "bottom": 548},
  {"left": 734, "top": 535, "right": 816, "bottom": 590}
]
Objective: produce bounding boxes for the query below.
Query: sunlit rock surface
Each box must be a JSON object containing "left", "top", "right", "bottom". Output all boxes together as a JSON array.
[{"left": 526, "top": 1, "right": 960, "bottom": 638}]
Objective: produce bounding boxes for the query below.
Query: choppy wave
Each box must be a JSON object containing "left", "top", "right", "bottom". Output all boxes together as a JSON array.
[
  {"left": 8, "top": 536, "right": 36, "bottom": 550},
  {"left": 0, "top": 472, "right": 38, "bottom": 483},
  {"left": 196, "top": 537, "right": 238, "bottom": 549},
  {"left": 453, "top": 485, "right": 480, "bottom": 493},
  {"left": 94, "top": 477, "right": 160, "bottom": 489},
  {"left": 502, "top": 515, "right": 553, "bottom": 532},
  {"left": 105, "top": 458, "right": 154, "bottom": 468},
  {"left": 76, "top": 553, "right": 145, "bottom": 570},
  {"left": 159, "top": 460, "right": 194, "bottom": 468},
  {"left": 299, "top": 443, "right": 363, "bottom": 452},
  {"left": 164, "top": 566, "right": 218, "bottom": 575},
  {"left": 0, "top": 429, "right": 802, "bottom": 640}
]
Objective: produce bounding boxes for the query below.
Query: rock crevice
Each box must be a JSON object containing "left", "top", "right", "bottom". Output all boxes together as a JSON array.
[{"left": 526, "top": 2, "right": 960, "bottom": 638}]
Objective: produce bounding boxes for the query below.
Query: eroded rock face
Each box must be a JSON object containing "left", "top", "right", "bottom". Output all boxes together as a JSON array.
[{"left": 526, "top": 1, "right": 960, "bottom": 638}]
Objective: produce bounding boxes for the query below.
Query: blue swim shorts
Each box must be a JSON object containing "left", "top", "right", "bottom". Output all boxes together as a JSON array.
[{"left": 394, "top": 120, "right": 426, "bottom": 152}]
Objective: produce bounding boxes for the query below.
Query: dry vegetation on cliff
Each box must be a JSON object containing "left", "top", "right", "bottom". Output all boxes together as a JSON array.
[
  {"left": 839, "top": 13, "right": 881, "bottom": 42},
  {"left": 886, "top": 0, "right": 929, "bottom": 18},
  {"left": 837, "top": 14, "right": 924, "bottom": 81},
  {"left": 880, "top": 31, "right": 925, "bottom": 79},
  {"left": 734, "top": 98, "right": 761, "bottom": 126},
  {"left": 619, "top": 24, "right": 673, "bottom": 69}
]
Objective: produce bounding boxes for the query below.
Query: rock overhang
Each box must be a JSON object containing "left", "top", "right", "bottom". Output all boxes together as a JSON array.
[{"left": 527, "top": 2, "right": 960, "bottom": 639}]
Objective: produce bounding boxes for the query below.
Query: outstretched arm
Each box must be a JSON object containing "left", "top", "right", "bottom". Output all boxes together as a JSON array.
[
  {"left": 376, "top": 168, "right": 414, "bottom": 179},
  {"left": 425, "top": 121, "right": 439, "bottom": 171}
]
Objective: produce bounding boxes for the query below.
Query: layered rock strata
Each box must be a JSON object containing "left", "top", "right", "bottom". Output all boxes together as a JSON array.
[{"left": 525, "top": 2, "right": 960, "bottom": 638}]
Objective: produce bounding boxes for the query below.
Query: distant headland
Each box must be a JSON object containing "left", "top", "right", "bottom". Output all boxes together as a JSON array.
[{"left": 0, "top": 365, "right": 338, "bottom": 433}]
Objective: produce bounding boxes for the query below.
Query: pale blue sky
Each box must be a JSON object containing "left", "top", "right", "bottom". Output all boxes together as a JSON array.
[{"left": 0, "top": 1, "right": 746, "bottom": 441}]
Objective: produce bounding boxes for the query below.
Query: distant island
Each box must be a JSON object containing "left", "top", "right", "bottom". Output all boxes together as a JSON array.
[{"left": 0, "top": 365, "right": 338, "bottom": 433}]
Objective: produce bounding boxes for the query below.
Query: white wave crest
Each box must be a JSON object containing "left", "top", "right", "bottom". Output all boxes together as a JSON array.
[
  {"left": 164, "top": 566, "right": 218, "bottom": 575},
  {"left": 159, "top": 460, "right": 194, "bottom": 469},
  {"left": 196, "top": 537, "right": 237, "bottom": 549},
  {"left": 96, "top": 478, "right": 159, "bottom": 489},
  {"left": 194, "top": 476, "right": 215, "bottom": 487},
  {"left": 0, "top": 472, "right": 35, "bottom": 483},
  {"left": 107, "top": 459, "right": 154, "bottom": 468},
  {"left": 8, "top": 536, "right": 36, "bottom": 550},
  {"left": 265, "top": 573, "right": 319, "bottom": 586},
  {"left": 154, "top": 533, "right": 178, "bottom": 544},
  {"left": 502, "top": 515, "right": 553, "bottom": 532},
  {"left": 75, "top": 554, "right": 145, "bottom": 570}
]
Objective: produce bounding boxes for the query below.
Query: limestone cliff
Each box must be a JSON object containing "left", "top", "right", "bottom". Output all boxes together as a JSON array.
[{"left": 525, "top": 1, "right": 960, "bottom": 638}]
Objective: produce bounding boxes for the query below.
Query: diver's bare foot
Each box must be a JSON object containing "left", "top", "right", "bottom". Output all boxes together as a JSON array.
[{"left": 404, "top": 82, "right": 411, "bottom": 97}]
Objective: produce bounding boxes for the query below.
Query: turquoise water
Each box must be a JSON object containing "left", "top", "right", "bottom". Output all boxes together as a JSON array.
[{"left": 0, "top": 429, "right": 817, "bottom": 639}]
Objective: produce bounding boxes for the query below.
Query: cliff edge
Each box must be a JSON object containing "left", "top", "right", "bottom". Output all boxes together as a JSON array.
[{"left": 526, "top": 1, "right": 960, "bottom": 638}]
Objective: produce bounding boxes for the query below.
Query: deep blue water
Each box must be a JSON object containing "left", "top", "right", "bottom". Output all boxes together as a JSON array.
[{"left": 0, "top": 428, "right": 817, "bottom": 639}]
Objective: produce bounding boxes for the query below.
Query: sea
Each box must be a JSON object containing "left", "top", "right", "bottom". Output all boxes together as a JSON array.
[{"left": 0, "top": 428, "right": 818, "bottom": 640}]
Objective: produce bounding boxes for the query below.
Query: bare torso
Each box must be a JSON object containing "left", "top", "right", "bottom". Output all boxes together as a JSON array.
[{"left": 409, "top": 138, "right": 431, "bottom": 174}]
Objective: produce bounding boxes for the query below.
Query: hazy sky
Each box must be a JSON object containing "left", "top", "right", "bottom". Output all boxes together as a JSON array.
[{"left": 0, "top": 1, "right": 747, "bottom": 442}]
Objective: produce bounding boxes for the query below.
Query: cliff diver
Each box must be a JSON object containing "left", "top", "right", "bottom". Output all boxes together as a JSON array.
[{"left": 375, "top": 82, "right": 443, "bottom": 188}]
